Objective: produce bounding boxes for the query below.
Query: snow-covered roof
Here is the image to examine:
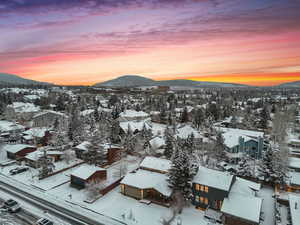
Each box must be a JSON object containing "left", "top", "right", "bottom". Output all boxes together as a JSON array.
[
  {"left": 24, "top": 94, "right": 40, "bottom": 100},
  {"left": 71, "top": 164, "right": 106, "bottom": 180},
  {"left": 221, "top": 193, "right": 262, "bottom": 223},
  {"left": 290, "top": 172, "right": 300, "bottom": 186},
  {"left": 33, "top": 110, "right": 67, "bottom": 119},
  {"left": 80, "top": 109, "right": 94, "bottom": 116},
  {"left": 0, "top": 120, "right": 24, "bottom": 132},
  {"left": 176, "top": 125, "right": 202, "bottom": 139},
  {"left": 222, "top": 132, "right": 254, "bottom": 149},
  {"left": 119, "top": 110, "right": 149, "bottom": 118},
  {"left": 23, "top": 127, "right": 48, "bottom": 138},
  {"left": 149, "top": 136, "right": 165, "bottom": 148},
  {"left": 289, "top": 194, "right": 300, "bottom": 225},
  {"left": 8, "top": 102, "right": 40, "bottom": 113},
  {"left": 217, "top": 127, "right": 264, "bottom": 139},
  {"left": 140, "top": 157, "right": 171, "bottom": 173},
  {"left": 75, "top": 141, "right": 91, "bottom": 151},
  {"left": 230, "top": 177, "right": 261, "bottom": 197},
  {"left": 4, "top": 144, "right": 35, "bottom": 153},
  {"left": 193, "top": 166, "right": 234, "bottom": 191},
  {"left": 121, "top": 169, "right": 172, "bottom": 197},
  {"left": 289, "top": 157, "right": 300, "bottom": 169},
  {"left": 25, "top": 150, "right": 63, "bottom": 161},
  {"left": 120, "top": 120, "right": 151, "bottom": 133}
]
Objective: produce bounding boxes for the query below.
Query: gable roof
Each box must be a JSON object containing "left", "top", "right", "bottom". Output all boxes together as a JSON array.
[
  {"left": 221, "top": 193, "right": 262, "bottom": 224},
  {"left": 140, "top": 156, "right": 171, "bottom": 173},
  {"left": 4, "top": 144, "right": 36, "bottom": 153},
  {"left": 193, "top": 166, "right": 234, "bottom": 192},
  {"left": 121, "top": 169, "right": 172, "bottom": 197},
  {"left": 71, "top": 164, "right": 106, "bottom": 180}
]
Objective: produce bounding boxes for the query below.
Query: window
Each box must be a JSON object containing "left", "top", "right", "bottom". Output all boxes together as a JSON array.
[
  {"left": 204, "top": 186, "right": 209, "bottom": 193},
  {"left": 200, "top": 185, "right": 204, "bottom": 191},
  {"left": 199, "top": 197, "right": 208, "bottom": 205},
  {"left": 195, "top": 184, "right": 200, "bottom": 191},
  {"left": 195, "top": 196, "right": 200, "bottom": 202}
]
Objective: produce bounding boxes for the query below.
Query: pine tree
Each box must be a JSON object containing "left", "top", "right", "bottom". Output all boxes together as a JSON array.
[
  {"left": 236, "top": 155, "right": 253, "bottom": 177},
  {"left": 38, "top": 150, "right": 55, "bottom": 179},
  {"left": 167, "top": 146, "right": 193, "bottom": 202},
  {"left": 180, "top": 107, "right": 189, "bottom": 123},
  {"left": 214, "top": 132, "right": 227, "bottom": 162},
  {"left": 164, "top": 128, "right": 174, "bottom": 159},
  {"left": 83, "top": 134, "right": 107, "bottom": 166},
  {"left": 259, "top": 106, "right": 269, "bottom": 129},
  {"left": 193, "top": 109, "right": 204, "bottom": 129},
  {"left": 258, "top": 149, "right": 275, "bottom": 182}
]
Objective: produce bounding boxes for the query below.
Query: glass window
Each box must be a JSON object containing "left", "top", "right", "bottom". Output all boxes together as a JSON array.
[{"left": 204, "top": 186, "right": 209, "bottom": 193}]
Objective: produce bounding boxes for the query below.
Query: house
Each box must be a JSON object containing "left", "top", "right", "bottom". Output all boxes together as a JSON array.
[
  {"left": 139, "top": 156, "right": 171, "bottom": 174},
  {"left": 4, "top": 144, "right": 36, "bottom": 159},
  {"left": 25, "top": 149, "right": 63, "bottom": 168},
  {"left": 118, "top": 110, "right": 150, "bottom": 122},
  {"left": 120, "top": 169, "right": 172, "bottom": 205},
  {"left": 70, "top": 164, "right": 107, "bottom": 189},
  {"left": 287, "top": 172, "right": 300, "bottom": 192},
  {"left": 5, "top": 102, "right": 40, "bottom": 121},
  {"left": 32, "top": 110, "right": 68, "bottom": 128},
  {"left": 289, "top": 157, "right": 300, "bottom": 172},
  {"left": 221, "top": 194, "right": 262, "bottom": 225},
  {"left": 218, "top": 128, "right": 266, "bottom": 159},
  {"left": 119, "top": 120, "right": 151, "bottom": 134},
  {"left": 289, "top": 194, "right": 300, "bottom": 225},
  {"left": 120, "top": 157, "right": 172, "bottom": 206},
  {"left": 22, "top": 128, "right": 51, "bottom": 146},
  {"left": 175, "top": 124, "right": 203, "bottom": 143},
  {"left": 74, "top": 142, "right": 121, "bottom": 165},
  {"left": 192, "top": 166, "right": 235, "bottom": 211}
]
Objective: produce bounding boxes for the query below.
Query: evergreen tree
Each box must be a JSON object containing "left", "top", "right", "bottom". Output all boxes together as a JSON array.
[
  {"left": 83, "top": 133, "right": 107, "bottom": 166},
  {"left": 214, "top": 132, "right": 227, "bottom": 162},
  {"left": 194, "top": 109, "right": 204, "bottom": 129},
  {"left": 38, "top": 150, "right": 55, "bottom": 179},
  {"left": 259, "top": 106, "right": 269, "bottom": 129},
  {"left": 110, "top": 120, "right": 120, "bottom": 144},
  {"left": 258, "top": 149, "right": 276, "bottom": 182},
  {"left": 164, "top": 128, "right": 174, "bottom": 159},
  {"left": 167, "top": 147, "right": 193, "bottom": 202},
  {"left": 236, "top": 155, "right": 253, "bottom": 177},
  {"left": 180, "top": 107, "right": 189, "bottom": 123}
]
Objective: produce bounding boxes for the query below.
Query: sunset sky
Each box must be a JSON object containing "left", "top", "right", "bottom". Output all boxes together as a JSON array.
[{"left": 1, "top": 0, "right": 300, "bottom": 86}]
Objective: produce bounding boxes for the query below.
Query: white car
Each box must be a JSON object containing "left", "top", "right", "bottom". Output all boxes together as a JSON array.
[{"left": 2, "top": 199, "right": 21, "bottom": 213}]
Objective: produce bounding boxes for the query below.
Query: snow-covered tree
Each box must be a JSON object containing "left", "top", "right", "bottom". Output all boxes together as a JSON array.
[
  {"left": 257, "top": 149, "right": 275, "bottom": 182},
  {"left": 214, "top": 132, "right": 227, "bottom": 162},
  {"left": 236, "top": 154, "right": 253, "bottom": 178},
  {"left": 85, "top": 179, "right": 104, "bottom": 200},
  {"left": 167, "top": 146, "right": 193, "bottom": 205},
  {"left": 38, "top": 150, "right": 55, "bottom": 179},
  {"left": 164, "top": 128, "right": 174, "bottom": 159},
  {"left": 83, "top": 134, "right": 107, "bottom": 166}
]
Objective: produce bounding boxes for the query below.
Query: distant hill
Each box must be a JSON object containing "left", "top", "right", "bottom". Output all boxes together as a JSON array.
[
  {"left": 0, "top": 73, "right": 50, "bottom": 85},
  {"left": 277, "top": 80, "right": 300, "bottom": 88},
  {"left": 94, "top": 75, "right": 248, "bottom": 88}
]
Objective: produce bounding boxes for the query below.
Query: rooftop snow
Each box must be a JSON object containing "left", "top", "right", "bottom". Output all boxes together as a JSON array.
[
  {"left": 193, "top": 166, "right": 234, "bottom": 191},
  {"left": 289, "top": 194, "right": 300, "bottom": 225},
  {"left": 119, "top": 110, "right": 149, "bottom": 118},
  {"left": 289, "top": 157, "right": 300, "bottom": 169},
  {"left": 176, "top": 125, "right": 202, "bottom": 139},
  {"left": 75, "top": 141, "right": 91, "bottom": 151},
  {"left": 71, "top": 164, "right": 106, "bottom": 180},
  {"left": 290, "top": 172, "right": 300, "bottom": 186},
  {"left": 0, "top": 120, "right": 24, "bottom": 132},
  {"left": 140, "top": 156, "right": 171, "bottom": 173},
  {"left": 8, "top": 102, "right": 40, "bottom": 113},
  {"left": 221, "top": 193, "right": 262, "bottom": 223},
  {"left": 230, "top": 177, "right": 261, "bottom": 197},
  {"left": 121, "top": 169, "right": 172, "bottom": 197},
  {"left": 3, "top": 144, "right": 35, "bottom": 153}
]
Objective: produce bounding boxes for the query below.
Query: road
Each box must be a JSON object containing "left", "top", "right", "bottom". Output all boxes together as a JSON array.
[{"left": 0, "top": 174, "right": 126, "bottom": 225}]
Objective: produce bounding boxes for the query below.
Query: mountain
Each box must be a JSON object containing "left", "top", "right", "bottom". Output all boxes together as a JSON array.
[
  {"left": 0, "top": 73, "right": 50, "bottom": 85},
  {"left": 94, "top": 75, "right": 248, "bottom": 88},
  {"left": 98, "top": 75, "right": 155, "bottom": 87},
  {"left": 277, "top": 80, "right": 300, "bottom": 88}
]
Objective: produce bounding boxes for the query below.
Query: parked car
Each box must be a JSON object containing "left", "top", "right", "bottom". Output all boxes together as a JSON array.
[
  {"left": 36, "top": 218, "right": 54, "bottom": 225},
  {"left": 1, "top": 199, "right": 21, "bottom": 213},
  {"left": 9, "top": 166, "right": 29, "bottom": 175}
]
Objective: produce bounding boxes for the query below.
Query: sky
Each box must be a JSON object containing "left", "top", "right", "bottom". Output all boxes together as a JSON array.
[{"left": 1, "top": 0, "right": 300, "bottom": 86}]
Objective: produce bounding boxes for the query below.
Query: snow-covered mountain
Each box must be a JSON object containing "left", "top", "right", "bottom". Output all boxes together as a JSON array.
[
  {"left": 94, "top": 75, "right": 248, "bottom": 88},
  {"left": 277, "top": 80, "right": 300, "bottom": 88},
  {"left": 0, "top": 73, "right": 50, "bottom": 85}
]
